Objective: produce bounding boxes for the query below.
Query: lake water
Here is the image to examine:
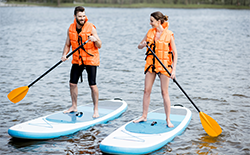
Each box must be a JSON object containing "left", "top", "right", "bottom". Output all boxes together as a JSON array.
[{"left": 0, "top": 6, "right": 250, "bottom": 155}]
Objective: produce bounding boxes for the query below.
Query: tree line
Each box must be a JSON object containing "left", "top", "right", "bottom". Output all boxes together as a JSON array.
[
  {"left": 6, "top": 0, "right": 250, "bottom": 6},
  {"left": 83, "top": 0, "right": 249, "bottom": 5}
]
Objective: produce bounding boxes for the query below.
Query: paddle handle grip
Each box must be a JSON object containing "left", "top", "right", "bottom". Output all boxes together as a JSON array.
[
  {"left": 28, "top": 40, "right": 89, "bottom": 88},
  {"left": 146, "top": 44, "right": 200, "bottom": 113}
]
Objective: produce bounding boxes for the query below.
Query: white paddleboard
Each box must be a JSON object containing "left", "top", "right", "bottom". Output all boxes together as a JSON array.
[
  {"left": 100, "top": 104, "right": 192, "bottom": 154},
  {"left": 8, "top": 98, "right": 127, "bottom": 139}
]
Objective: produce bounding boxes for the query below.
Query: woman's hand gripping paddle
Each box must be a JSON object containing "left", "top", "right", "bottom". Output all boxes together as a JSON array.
[
  {"left": 145, "top": 43, "right": 222, "bottom": 137},
  {"left": 7, "top": 40, "right": 90, "bottom": 104}
]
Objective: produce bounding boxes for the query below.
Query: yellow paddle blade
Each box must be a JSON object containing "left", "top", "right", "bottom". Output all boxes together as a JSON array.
[
  {"left": 199, "top": 112, "right": 222, "bottom": 137},
  {"left": 7, "top": 86, "right": 29, "bottom": 103}
]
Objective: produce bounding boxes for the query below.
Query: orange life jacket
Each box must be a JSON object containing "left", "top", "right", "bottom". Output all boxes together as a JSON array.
[
  {"left": 68, "top": 16, "right": 100, "bottom": 66},
  {"left": 145, "top": 22, "right": 174, "bottom": 77}
]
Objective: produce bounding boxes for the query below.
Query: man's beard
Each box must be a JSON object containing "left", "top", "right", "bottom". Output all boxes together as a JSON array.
[{"left": 76, "top": 18, "right": 85, "bottom": 26}]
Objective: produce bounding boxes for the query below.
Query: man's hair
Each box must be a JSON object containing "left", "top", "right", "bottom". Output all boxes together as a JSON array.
[{"left": 74, "top": 6, "right": 85, "bottom": 16}]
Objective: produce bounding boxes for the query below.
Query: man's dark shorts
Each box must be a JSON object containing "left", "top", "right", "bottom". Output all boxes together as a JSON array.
[{"left": 70, "top": 64, "right": 97, "bottom": 86}]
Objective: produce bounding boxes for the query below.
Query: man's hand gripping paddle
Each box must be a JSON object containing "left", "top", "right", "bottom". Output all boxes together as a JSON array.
[
  {"left": 7, "top": 40, "right": 90, "bottom": 104},
  {"left": 145, "top": 43, "right": 222, "bottom": 137}
]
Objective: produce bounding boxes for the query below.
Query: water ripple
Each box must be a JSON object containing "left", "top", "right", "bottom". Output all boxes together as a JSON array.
[{"left": 0, "top": 7, "right": 250, "bottom": 155}]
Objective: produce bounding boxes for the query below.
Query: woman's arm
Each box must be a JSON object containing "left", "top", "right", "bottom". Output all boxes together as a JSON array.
[
  {"left": 138, "top": 34, "right": 147, "bottom": 49},
  {"left": 170, "top": 35, "right": 178, "bottom": 79}
]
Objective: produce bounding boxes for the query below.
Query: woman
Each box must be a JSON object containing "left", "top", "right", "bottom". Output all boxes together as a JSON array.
[{"left": 133, "top": 11, "right": 178, "bottom": 128}]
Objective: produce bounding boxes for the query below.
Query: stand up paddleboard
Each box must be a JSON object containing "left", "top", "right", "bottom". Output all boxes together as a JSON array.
[
  {"left": 100, "top": 104, "right": 192, "bottom": 154},
  {"left": 8, "top": 98, "right": 127, "bottom": 139}
]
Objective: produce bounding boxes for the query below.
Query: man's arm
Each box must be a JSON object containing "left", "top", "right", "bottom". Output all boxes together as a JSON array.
[
  {"left": 61, "top": 29, "right": 71, "bottom": 61},
  {"left": 89, "top": 27, "right": 102, "bottom": 49}
]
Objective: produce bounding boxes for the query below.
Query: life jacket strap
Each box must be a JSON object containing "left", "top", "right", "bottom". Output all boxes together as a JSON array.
[
  {"left": 80, "top": 46, "right": 94, "bottom": 57},
  {"left": 168, "top": 51, "right": 174, "bottom": 61},
  {"left": 77, "top": 36, "right": 85, "bottom": 83},
  {"left": 144, "top": 42, "right": 156, "bottom": 74},
  {"left": 145, "top": 43, "right": 155, "bottom": 60},
  {"left": 144, "top": 64, "right": 153, "bottom": 74},
  {"left": 145, "top": 42, "right": 173, "bottom": 74},
  {"left": 77, "top": 36, "right": 94, "bottom": 66}
]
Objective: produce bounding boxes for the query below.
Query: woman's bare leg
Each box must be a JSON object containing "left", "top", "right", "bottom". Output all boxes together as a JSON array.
[
  {"left": 160, "top": 74, "right": 174, "bottom": 128},
  {"left": 134, "top": 72, "right": 156, "bottom": 123}
]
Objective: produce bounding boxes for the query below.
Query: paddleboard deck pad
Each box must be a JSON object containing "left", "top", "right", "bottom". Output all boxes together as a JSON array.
[
  {"left": 8, "top": 98, "right": 127, "bottom": 139},
  {"left": 100, "top": 104, "right": 192, "bottom": 154}
]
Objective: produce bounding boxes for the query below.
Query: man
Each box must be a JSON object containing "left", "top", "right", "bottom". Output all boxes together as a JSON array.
[{"left": 61, "top": 6, "right": 102, "bottom": 118}]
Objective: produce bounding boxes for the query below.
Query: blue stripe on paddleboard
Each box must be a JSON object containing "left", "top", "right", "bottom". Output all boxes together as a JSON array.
[
  {"left": 125, "top": 119, "right": 181, "bottom": 134},
  {"left": 148, "top": 113, "right": 186, "bottom": 122},
  {"left": 45, "top": 107, "right": 114, "bottom": 123}
]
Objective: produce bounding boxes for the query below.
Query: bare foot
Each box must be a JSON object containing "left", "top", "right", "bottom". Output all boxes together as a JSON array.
[
  {"left": 92, "top": 110, "right": 99, "bottom": 118},
  {"left": 133, "top": 116, "right": 147, "bottom": 123},
  {"left": 63, "top": 106, "right": 77, "bottom": 114},
  {"left": 167, "top": 120, "right": 174, "bottom": 128}
]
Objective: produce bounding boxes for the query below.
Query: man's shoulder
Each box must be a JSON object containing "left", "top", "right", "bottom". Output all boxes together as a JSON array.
[
  {"left": 69, "top": 22, "right": 76, "bottom": 31},
  {"left": 85, "top": 22, "right": 96, "bottom": 29}
]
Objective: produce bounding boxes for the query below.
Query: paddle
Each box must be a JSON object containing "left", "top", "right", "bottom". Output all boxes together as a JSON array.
[
  {"left": 7, "top": 40, "right": 90, "bottom": 104},
  {"left": 145, "top": 43, "right": 222, "bottom": 137}
]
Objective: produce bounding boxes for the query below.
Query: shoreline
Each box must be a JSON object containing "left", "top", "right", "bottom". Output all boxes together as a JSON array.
[{"left": 1, "top": 2, "right": 249, "bottom": 10}]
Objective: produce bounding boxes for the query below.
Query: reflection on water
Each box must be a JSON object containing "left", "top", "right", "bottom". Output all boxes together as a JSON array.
[
  {"left": 194, "top": 136, "right": 224, "bottom": 154},
  {"left": 0, "top": 7, "right": 250, "bottom": 155},
  {"left": 64, "top": 128, "right": 101, "bottom": 154},
  {"left": 8, "top": 138, "right": 48, "bottom": 149}
]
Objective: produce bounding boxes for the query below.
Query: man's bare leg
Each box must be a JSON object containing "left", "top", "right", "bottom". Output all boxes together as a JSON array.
[
  {"left": 64, "top": 83, "right": 78, "bottom": 113},
  {"left": 90, "top": 85, "right": 99, "bottom": 118}
]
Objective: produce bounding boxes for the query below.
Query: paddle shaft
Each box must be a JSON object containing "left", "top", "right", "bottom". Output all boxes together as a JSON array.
[
  {"left": 146, "top": 44, "right": 200, "bottom": 113},
  {"left": 28, "top": 40, "right": 89, "bottom": 88}
]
